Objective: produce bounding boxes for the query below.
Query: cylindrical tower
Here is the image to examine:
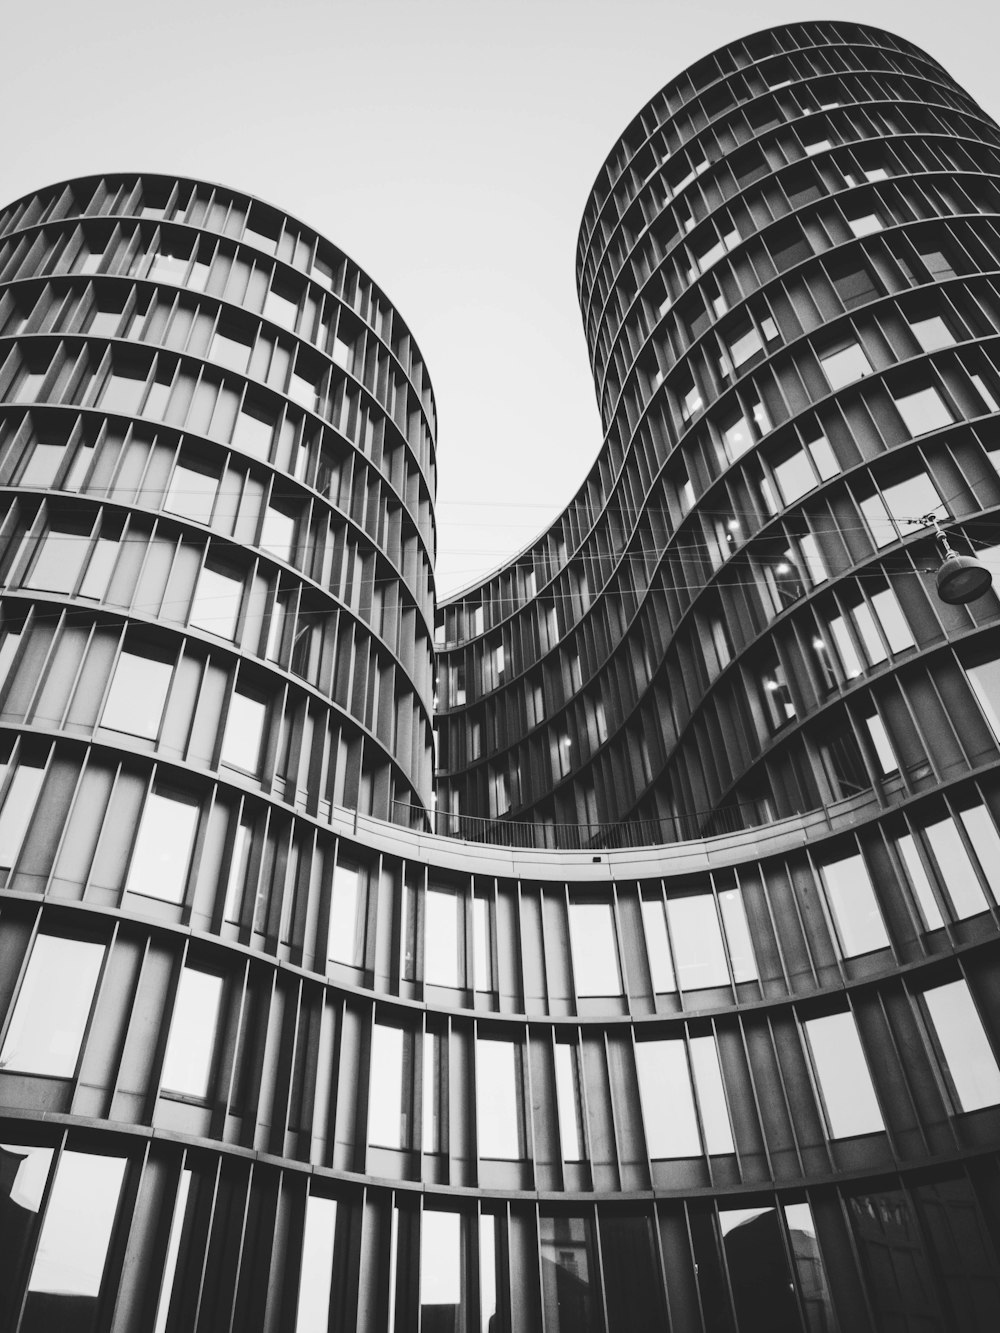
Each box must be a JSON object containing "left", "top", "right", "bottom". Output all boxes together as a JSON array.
[
  {"left": 435, "top": 17, "right": 1000, "bottom": 846},
  {"left": 1, "top": 25, "right": 1000, "bottom": 1333}
]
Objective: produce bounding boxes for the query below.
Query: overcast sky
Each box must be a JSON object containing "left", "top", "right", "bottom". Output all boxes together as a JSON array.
[{"left": 6, "top": 0, "right": 1000, "bottom": 595}]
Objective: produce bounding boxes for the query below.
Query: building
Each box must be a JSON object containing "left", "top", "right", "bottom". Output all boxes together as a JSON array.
[{"left": 1, "top": 18, "right": 1000, "bottom": 1333}]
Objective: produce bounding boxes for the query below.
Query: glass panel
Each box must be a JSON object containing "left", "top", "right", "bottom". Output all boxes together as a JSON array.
[
  {"left": 190, "top": 566, "right": 242, "bottom": 639},
  {"left": 479, "top": 1215, "right": 497, "bottom": 1333},
  {"left": 369, "top": 1023, "right": 407, "bottom": 1149},
  {"left": 165, "top": 462, "right": 219, "bottom": 524},
  {"left": 820, "top": 342, "right": 871, "bottom": 388},
  {"left": 720, "top": 1206, "right": 801, "bottom": 1333},
  {"left": 152, "top": 1168, "right": 191, "bottom": 1333},
  {"left": 641, "top": 899, "right": 675, "bottom": 991},
  {"left": 897, "top": 833, "right": 945, "bottom": 929},
  {"left": 101, "top": 650, "right": 172, "bottom": 739},
  {"left": 0, "top": 934, "right": 104, "bottom": 1076},
  {"left": 473, "top": 896, "right": 491, "bottom": 990},
  {"left": 260, "top": 505, "right": 296, "bottom": 561},
  {"left": 539, "top": 1215, "right": 599, "bottom": 1333},
  {"left": 127, "top": 788, "right": 199, "bottom": 903},
  {"left": 848, "top": 1186, "right": 945, "bottom": 1329},
  {"left": 0, "top": 1143, "right": 54, "bottom": 1326},
  {"left": 0, "top": 762, "right": 45, "bottom": 867},
  {"left": 26, "top": 529, "right": 89, "bottom": 593},
  {"left": 422, "top": 1032, "right": 440, "bottom": 1154},
  {"left": 819, "top": 852, "right": 890, "bottom": 956},
  {"left": 476, "top": 1039, "right": 520, "bottom": 1159},
  {"left": 295, "top": 1194, "right": 336, "bottom": 1333},
  {"left": 569, "top": 901, "right": 621, "bottom": 996},
  {"left": 784, "top": 1201, "right": 835, "bottom": 1333},
  {"left": 960, "top": 806, "right": 1000, "bottom": 901},
  {"left": 667, "top": 894, "right": 729, "bottom": 989},
  {"left": 635, "top": 1039, "right": 701, "bottom": 1157},
  {"left": 805, "top": 1011, "right": 884, "bottom": 1137},
  {"left": 865, "top": 712, "right": 898, "bottom": 776},
  {"left": 421, "top": 1211, "right": 463, "bottom": 1332},
  {"left": 221, "top": 690, "right": 266, "bottom": 773},
  {"left": 160, "top": 968, "right": 222, "bottom": 1099},
  {"left": 894, "top": 385, "right": 954, "bottom": 436},
  {"left": 26, "top": 1151, "right": 126, "bottom": 1320},
  {"left": 925, "top": 817, "right": 988, "bottom": 919},
  {"left": 327, "top": 863, "right": 361, "bottom": 967},
  {"left": 924, "top": 979, "right": 1000, "bottom": 1112},
  {"left": 599, "top": 1213, "right": 664, "bottom": 1333},
  {"left": 690, "top": 1036, "right": 734, "bottom": 1154},
  {"left": 719, "top": 888, "right": 757, "bottom": 982},
  {"left": 554, "top": 1042, "right": 583, "bottom": 1161},
  {"left": 425, "top": 888, "right": 461, "bottom": 987},
  {"left": 968, "top": 658, "right": 1000, "bottom": 740}
]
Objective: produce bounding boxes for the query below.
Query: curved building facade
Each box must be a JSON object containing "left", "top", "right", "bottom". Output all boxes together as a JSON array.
[{"left": 1, "top": 21, "right": 1000, "bottom": 1333}]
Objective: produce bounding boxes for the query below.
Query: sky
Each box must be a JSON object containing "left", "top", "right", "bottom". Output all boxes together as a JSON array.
[{"left": 5, "top": 0, "right": 1000, "bottom": 596}]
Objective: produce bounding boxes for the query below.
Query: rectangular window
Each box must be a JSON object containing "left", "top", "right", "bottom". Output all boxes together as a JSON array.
[
  {"left": 667, "top": 894, "right": 730, "bottom": 988},
  {"left": 126, "top": 787, "right": 199, "bottom": 903},
  {"left": 160, "top": 967, "right": 222, "bottom": 1099},
  {"left": 635, "top": 1040, "right": 701, "bottom": 1157},
  {"left": 101, "top": 648, "right": 172, "bottom": 739},
  {"left": 820, "top": 340, "right": 872, "bottom": 388},
  {"left": 165, "top": 461, "right": 219, "bottom": 525},
  {"left": 924, "top": 979, "right": 1000, "bottom": 1112},
  {"left": 805, "top": 1011, "right": 884, "bottom": 1137},
  {"left": 568, "top": 901, "right": 621, "bottom": 996},
  {"left": 910, "top": 315, "right": 955, "bottom": 352},
  {"left": 327, "top": 862, "right": 362, "bottom": 967},
  {"left": 473, "top": 895, "right": 492, "bottom": 990},
  {"left": 554, "top": 1041, "right": 584, "bottom": 1161},
  {"left": 425, "top": 887, "right": 462, "bottom": 987},
  {"left": 369, "top": 1022, "right": 407, "bottom": 1148},
  {"left": 221, "top": 689, "right": 267, "bottom": 774},
  {"left": 236, "top": 401, "right": 275, "bottom": 459},
  {"left": 893, "top": 385, "right": 954, "bottom": 436},
  {"left": 26, "top": 1152, "right": 126, "bottom": 1313},
  {"left": 848, "top": 213, "right": 883, "bottom": 237},
  {"left": 719, "top": 888, "right": 757, "bottom": 982},
  {"left": 190, "top": 565, "right": 243, "bottom": 639},
  {"left": 690, "top": 1035, "right": 734, "bottom": 1154},
  {"left": 0, "top": 760, "right": 45, "bottom": 868},
  {"left": 420, "top": 1211, "right": 463, "bottom": 1328},
  {"left": 0, "top": 934, "right": 104, "bottom": 1076},
  {"left": 101, "top": 365, "right": 149, "bottom": 415},
  {"left": 211, "top": 327, "right": 253, "bottom": 373},
  {"left": 897, "top": 833, "right": 945, "bottom": 929},
  {"left": 260, "top": 504, "right": 296, "bottom": 562},
  {"left": 819, "top": 851, "right": 890, "bottom": 956},
  {"left": 924, "top": 817, "right": 989, "bottom": 918},
  {"left": 641, "top": 898, "right": 676, "bottom": 992},
  {"left": 295, "top": 1195, "right": 337, "bottom": 1333},
  {"left": 476, "top": 1038, "right": 521, "bottom": 1159},
  {"left": 26, "top": 527, "right": 90, "bottom": 594}
]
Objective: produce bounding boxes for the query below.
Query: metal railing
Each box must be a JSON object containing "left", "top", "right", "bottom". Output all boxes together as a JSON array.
[{"left": 388, "top": 798, "right": 777, "bottom": 850}]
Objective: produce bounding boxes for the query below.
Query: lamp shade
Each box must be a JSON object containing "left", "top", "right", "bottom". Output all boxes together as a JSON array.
[{"left": 935, "top": 551, "right": 994, "bottom": 604}]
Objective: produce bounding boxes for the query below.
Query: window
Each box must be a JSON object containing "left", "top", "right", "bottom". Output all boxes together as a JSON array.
[
  {"left": 860, "top": 472, "right": 942, "bottom": 547},
  {"left": 369, "top": 1022, "right": 408, "bottom": 1148},
  {"left": 0, "top": 934, "right": 104, "bottom": 1075},
  {"left": 554, "top": 1041, "right": 584, "bottom": 1160},
  {"left": 539, "top": 1216, "right": 597, "bottom": 1333},
  {"left": 100, "top": 363, "right": 149, "bottom": 415},
  {"left": 263, "top": 277, "right": 299, "bottom": 330},
  {"left": 24, "top": 1151, "right": 126, "bottom": 1319},
  {"left": 910, "top": 315, "right": 955, "bottom": 352},
  {"left": 21, "top": 441, "right": 65, "bottom": 487},
  {"left": 830, "top": 258, "right": 881, "bottom": 309},
  {"left": 295, "top": 1195, "right": 338, "bottom": 1333},
  {"left": 420, "top": 1212, "right": 464, "bottom": 1329},
  {"left": 818, "top": 851, "right": 890, "bottom": 956},
  {"left": 923, "top": 979, "right": 1000, "bottom": 1112},
  {"left": 967, "top": 657, "right": 1000, "bottom": 740},
  {"left": 260, "top": 504, "right": 296, "bottom": 561},
  {"left": 721, "top": 408, "right": 754, "bottom": 461},
  {"left": 165, "top": 461, "right": 219, "bottom": 525},
  {"left": 25, "top": 525, "right": 90, "bottom": 594},
  {"left": 772, "top": 433, "right": 837, "bottom": 505},
  {"left": 211, "top": 325, "right": 253, "bottom": 373},
  {"left": 760, "top": 663, "right": 796, "bottom": 731},
  {"left": 893, "top": 384, "right": 954, "bottom": 436},
  {"left": 160, "top": 967, "right": 223, "bottom": 1099},
  {"left": 101, "top": 648, "right": 172, "bottom": 739},
  {"left": 126, "top": 787, "right": 199, "bottom": 903},
  {"left": 0, "top": 758, "right": 45, "bottom": 867},
  {"left": 190, "top": 565, "right": 242, "bottom": 639},
  {"left": 804, "top": 1012, "right": 884, "bottom": 1137},
  {"left": 235, "top": 400, "right": 275, "bottom": 458},
  {"left": 635, "top": 1040, "right": 701, "bottom": 1157},
  {"left": 147, "top": 244, "right": 191, "bottom": 282},
  {"left": 476, "top": 1038, "right": 521, "bottom": 1158},
  {"left": 690, "top": 1035, "right": 735, "bottom": 1153},
  {"left": 666, "top": 893, "right": 729, "bottom": 989},
  {"left": 820, "top": 340, "right": 872, "bottom": 388},
  {"left": 221, "top": 688, "right": 267, "bottom": 773},
  {"left": 327, "top": 862, "right": 363, "bottom": 967},
  {"left": 568, "top": 901, "right": 621, "bottom": 996},
  {"left": 847, "top": 212, "right": 883, "bottom": 237},
  {"left": 473, "top": 894, "right": 492, "bottom": 991},
  {"left": 924, "top": 816, "right": 989, "bottom": 918},
  {"left": 864, "top": 710, "right": 898, "bottom": 775},
  {"left": 425, "top": 886, "right": 462, "bottom": 987}
]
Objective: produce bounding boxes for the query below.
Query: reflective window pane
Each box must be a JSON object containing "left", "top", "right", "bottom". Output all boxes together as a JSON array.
[
  {"left": 690, "top": 1035, "right": 734, "bottom": 1154},
  {"left": 101, "top": 649, "right": 172, "bottom": 739},
  {"left": 805, "top": 1011, "right": 884, "bottom": 1137},
  {"left": 421, "top": 1211, "right": 464, "bottom": 1330},
  {"left": 26, "top": 1151, "right": 126, "bottom": 1312},
  {"left": 783, "top": 1202, "right": 836, "bottom": 1333},
  {"left": 554, "top": 1041, "right": 583, "bottom": 1161},
  {"left": 221, "top": 689, "right": 267, "bottom": 774},
  {"left": 569, "top": 901, "right": 621, "bottom": 996},
  {"left": 295, "top": 1194, "right": 336, "bottom": 1333},
  {"left": 719, "top": 888, "right": 757, "bottom": 981},
  {"left": 476, "top": 1039, "right": 520, "bottom": 1159},
  {"left": 425, "top": 887, "right": 461, "bottom": 987},
  {"left": 667, "top": 894, "right": 729, "bottom": 989},
  {"left": 635, "top": 1039, "right": 701, "bottom": 1157},
  {"left": 26, "top": 528, "right": 89, "bottom": 594},
  {"left": 641, "top": 898, "right": 675, "bottom": 992},
  {"left": 160, "top": 967, "right": 222, "bottom": 1099},
  {"left": 925, "top": 817, "right": 988, "bottom": 919},
  {"left": 539, "top": 1215, "right": 599, "bottom": 1333},
  {"left": 0, "top": 761, "right": 45, "bottom": 868},
  {"left": 327, "top": 862, "right": 361, "bottom": 967},
  {"left": 152, "top": 1168, "right": 191, "bottom": 1333},
  {"left": 165, "top": 462, "right": 218, "bottom": 524},
  {"left": 819, "top": 852, "right": 890, "bottom": 956},
  {"left": 190, "top": 566, "right": 242, "bottom": 639},
  {"left": 0, "top": 934, "right": 104, "bottom": 1076},
  {"left": 720, "top": 1206, "right": 800, "bottom": 1332},
  {"left": 924, "top": 979, "right": 1000, "bottom": 1112},
  {"left": 127, "top": 788, "right": 199, "bottom": 903},
  {"left": 369, "top": 1023, "right": 407, "bottom": 1149}
]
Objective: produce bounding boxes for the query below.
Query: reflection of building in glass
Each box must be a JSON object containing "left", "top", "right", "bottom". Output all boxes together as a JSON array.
[{"left": 2, "top": 17, "right": 1000, "bottom": 1333}]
